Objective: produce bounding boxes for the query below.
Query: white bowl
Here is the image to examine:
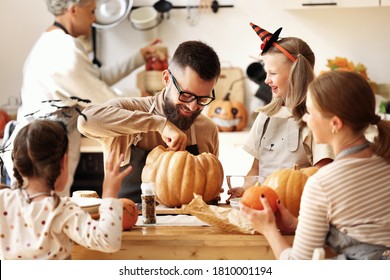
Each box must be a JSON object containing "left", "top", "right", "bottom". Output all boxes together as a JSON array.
[
  {"left": 72, "top": 190, "right": 99, "bottom": 198},
  {"left": 71, "top": 197, "right": 101, "bottom": 214}
]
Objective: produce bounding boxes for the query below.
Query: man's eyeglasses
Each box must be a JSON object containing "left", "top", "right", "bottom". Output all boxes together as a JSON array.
[{"left": 169, "top": 70, "right": 215, "bottom": 106}]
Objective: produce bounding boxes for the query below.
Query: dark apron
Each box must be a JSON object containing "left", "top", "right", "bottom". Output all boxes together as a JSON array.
[{"left": 118, "top": 120, "right": 199, "bottom": 204}]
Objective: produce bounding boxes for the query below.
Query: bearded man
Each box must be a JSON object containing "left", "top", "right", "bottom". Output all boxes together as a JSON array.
[{"left": 78, "top": 40, "right": 221, "bottom": 203}]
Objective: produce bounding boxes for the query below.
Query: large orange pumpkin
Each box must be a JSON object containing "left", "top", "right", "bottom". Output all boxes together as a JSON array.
[
  {"left": 241, "top": 185, "right": 279, "bottom": 212},
  {"left": 263, "top": 164, "right": 319, "bottom": 217},
  {"left": 141, "top": 145, "right": 224, "bottom": 207},
  {"left": 120, "top": 198, "right": 138, "bottom": 231},
  {"left": 207, "top": 92, "right": 248, "bottom": 132}
]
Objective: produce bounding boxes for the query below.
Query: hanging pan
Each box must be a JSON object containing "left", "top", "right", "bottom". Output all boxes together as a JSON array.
[{"left": 93, "top": 0, "right": 133, "bottom": 29}]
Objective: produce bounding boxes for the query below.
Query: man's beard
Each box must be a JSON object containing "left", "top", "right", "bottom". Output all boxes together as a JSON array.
[{"left": 164, "top": 96, "right": 202, "bottom": 131}]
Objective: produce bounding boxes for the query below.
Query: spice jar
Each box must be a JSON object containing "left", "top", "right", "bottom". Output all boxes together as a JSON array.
[{"left": 141, "top": 182, "right": 156, "bottom": 224}]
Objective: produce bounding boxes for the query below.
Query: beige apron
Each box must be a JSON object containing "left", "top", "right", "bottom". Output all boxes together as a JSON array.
[{"left": 255, "top": 114, "right": 310, "bottom": 178}]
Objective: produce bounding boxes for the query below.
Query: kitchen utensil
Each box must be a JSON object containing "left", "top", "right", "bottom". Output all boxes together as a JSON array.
[
  {"left": 91, "top": 26, "right": 102, "bottom": 67},
  {"left": 246, "top": 62, "right": 266, "bottom": 84},
  {"left": 187, "top": 0, "right": 200, "bottom": 26},
  {"left": 211, "top": 0, "right": 219, "bottom": 13},
  {"left": 246, "top": 62, "right": 272, "bottom": 104},
  {"left": 93, "top": 0, "right": 133, "bottom": 29},
  {"left": 214, "top": 67, "right": 245, "bottom": 103},
  {"left": 153, "top": 0, "right": 173, "bottom": 19},
  {"left": 129, "top": 6, "right": 161, "bottom": 41}
]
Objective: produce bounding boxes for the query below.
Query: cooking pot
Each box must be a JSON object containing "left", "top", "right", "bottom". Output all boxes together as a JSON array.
[{"left": 93, "top": 0, "right": 133, "bottom": 29}]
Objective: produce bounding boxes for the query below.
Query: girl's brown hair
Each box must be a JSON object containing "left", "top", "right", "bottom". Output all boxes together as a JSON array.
[
  {"left": 12, "top": 119, "right": 69, "bottom": 207},
  {"left": 259, "top": 37, "right": 315, "bottom": 128},
  {"left": 309, "top": 71, "right": 390, "bottom": 162}
]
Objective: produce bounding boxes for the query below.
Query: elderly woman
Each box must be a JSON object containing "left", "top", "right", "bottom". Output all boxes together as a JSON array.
[
  {"left": 2, "top": 0, "right": 159, "bottom": 196},
  {"left": 241, "top": 71, "right": 390, "bottom": 260}
]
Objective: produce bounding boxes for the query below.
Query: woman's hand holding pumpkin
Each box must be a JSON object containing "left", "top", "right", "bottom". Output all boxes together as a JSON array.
[
  {"left": 161, "top": 121, "right": 187, "bottom": 151},
  {"left": 274, "top": 202, "right": 298, "bottom": 234},
  {"left": 241, "top": 196, "right": 294, "bottom": 259},
  {"left": 239, "top": 195, "right": 278, "bottom": 235}
]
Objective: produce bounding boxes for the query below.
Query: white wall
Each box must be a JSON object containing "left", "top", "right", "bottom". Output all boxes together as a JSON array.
[{"left": 1, "top": 0, "right": 390, "bottom": 110}]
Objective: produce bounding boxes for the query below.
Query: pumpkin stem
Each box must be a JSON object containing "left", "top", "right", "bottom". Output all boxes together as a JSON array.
[
  {"left": 223, "top": 92, "right": 231, "bottom": 101},
  {"left": 293, "top": 164, "right": 300, "bottom": 170}
]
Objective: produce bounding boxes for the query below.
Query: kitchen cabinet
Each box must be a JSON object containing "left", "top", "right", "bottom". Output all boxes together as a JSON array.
[
  {"left": 270, "top": 0, "right": 380, "bottom": 9},
  {"left": 381, "top": 0, "right": 390, "bottom": 6}
]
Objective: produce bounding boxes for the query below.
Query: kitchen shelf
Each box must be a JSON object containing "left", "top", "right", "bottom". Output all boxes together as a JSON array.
[{"left": 269, "top": 0, "right": 380, "bottom": 9}]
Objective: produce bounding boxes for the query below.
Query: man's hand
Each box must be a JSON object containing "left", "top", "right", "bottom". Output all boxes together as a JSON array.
[{"left": 161, "top": 121, "right": 187, "bottom": 151}]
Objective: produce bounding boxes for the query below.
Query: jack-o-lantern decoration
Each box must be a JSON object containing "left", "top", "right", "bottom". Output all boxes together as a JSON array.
[{"left": 207, "top": 93, "right": 248, "bottom": 132}]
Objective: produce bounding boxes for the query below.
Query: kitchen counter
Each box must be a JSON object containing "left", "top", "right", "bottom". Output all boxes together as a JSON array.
[
  {"left": 80, "top": 137, "right": 102, "bottom": 153},
  {"left": 71, "top": 222, "right": 294, "bottom": 260}
]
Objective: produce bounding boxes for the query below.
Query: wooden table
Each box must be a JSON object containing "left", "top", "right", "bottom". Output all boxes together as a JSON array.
[{"left": 71, "top": 224, "right": 294, "bottom": 260}]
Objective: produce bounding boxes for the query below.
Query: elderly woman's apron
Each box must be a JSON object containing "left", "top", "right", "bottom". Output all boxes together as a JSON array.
[
  {"left": 118, "top": 100, "right": 199, "bottom": 203},
  {"left": 326, "top": 225, "right": 390, "bottom": 260},
  {"left": 255, "top": 114, "right": 310, "bottom": 179}
]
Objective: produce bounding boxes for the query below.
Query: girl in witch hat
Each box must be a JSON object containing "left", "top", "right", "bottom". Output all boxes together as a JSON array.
[{"left": 227, "top": 24, "right": 333, "bottom": 198}]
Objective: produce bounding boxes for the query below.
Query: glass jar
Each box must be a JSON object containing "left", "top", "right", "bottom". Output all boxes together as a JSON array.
[{"left": 141, "top": 194, "right": 156, "bottom": 224}]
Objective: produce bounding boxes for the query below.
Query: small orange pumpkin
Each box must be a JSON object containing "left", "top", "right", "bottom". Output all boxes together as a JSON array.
[
  {"left": 241, "top": 185, "right": 279, "bottom": 212},
  {"left": 141, "top": 145, "right": 224, "bottom": 207},
  {"left": 263, "top": 164, "right": 319, "bottom": 217},
  {"left": 120, "top": 198, "right": 138, "bottom": 230},
  {"left": 207, "top": 92, "right": 248, "bottom": 132}
]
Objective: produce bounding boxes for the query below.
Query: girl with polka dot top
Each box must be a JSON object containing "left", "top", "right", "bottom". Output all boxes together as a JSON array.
[{"left": 0, "top": 119, "right": 133, "bottom": 259}]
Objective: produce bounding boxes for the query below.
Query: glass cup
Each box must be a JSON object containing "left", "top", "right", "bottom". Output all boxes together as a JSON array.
[
  {"left": 226, "top": 175, "right": 262, "bottom": 191},
  {"left": 225, "top": 175, "right": 263, "bottom": 205}
]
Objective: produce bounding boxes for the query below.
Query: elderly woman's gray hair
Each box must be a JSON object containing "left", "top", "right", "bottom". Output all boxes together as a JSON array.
[{"left": 46, "top": 0, "right": 91, "bottom": 16}]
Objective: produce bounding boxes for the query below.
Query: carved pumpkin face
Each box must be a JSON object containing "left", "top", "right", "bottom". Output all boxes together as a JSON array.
[{"left": 207, "top": 93, "right": 248, "bottom": 132}]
